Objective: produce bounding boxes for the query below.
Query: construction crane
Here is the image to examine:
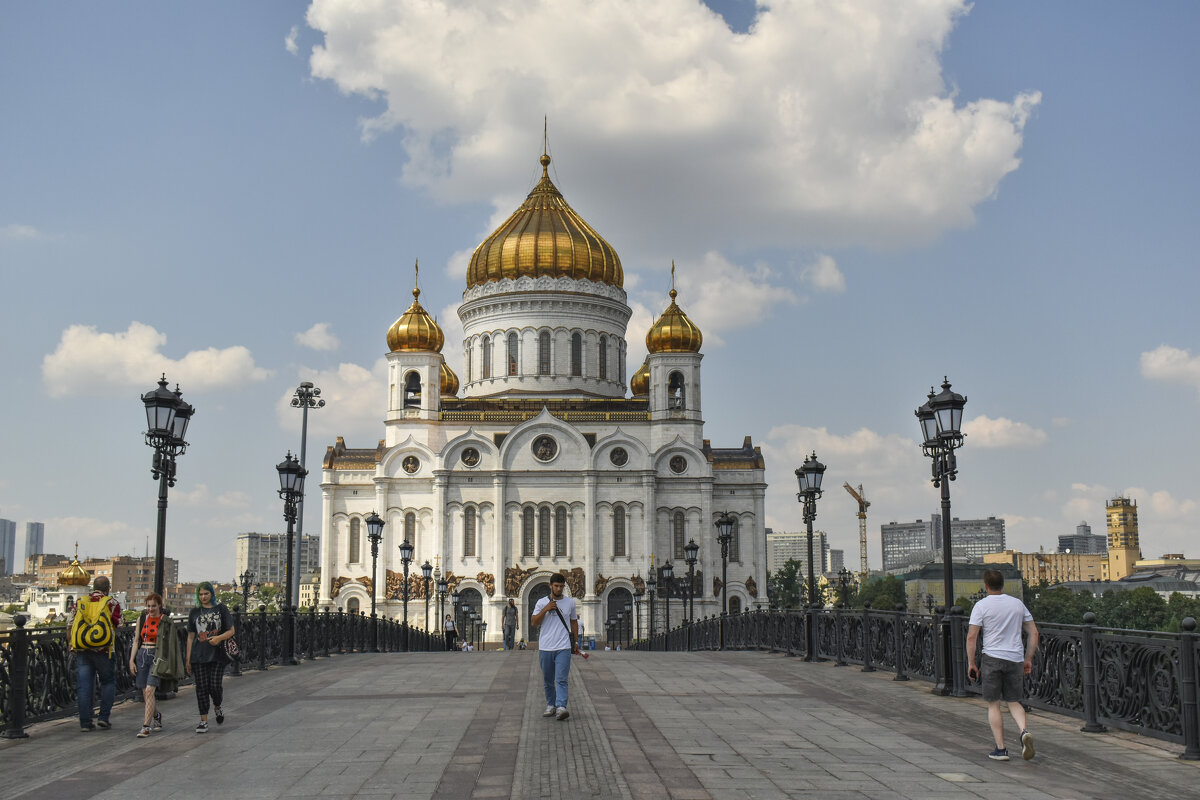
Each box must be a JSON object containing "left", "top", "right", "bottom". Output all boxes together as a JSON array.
[{"left": 843, "top": 483, "right": 870, "bottom": 582}]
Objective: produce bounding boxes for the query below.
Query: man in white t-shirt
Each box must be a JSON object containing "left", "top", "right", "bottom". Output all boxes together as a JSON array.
[
  {"left": 967, "top": 569, "right": 1040, "bottom": 762},
  {"left": 531, "top": 573, "right": 580, "bottom": 721}
]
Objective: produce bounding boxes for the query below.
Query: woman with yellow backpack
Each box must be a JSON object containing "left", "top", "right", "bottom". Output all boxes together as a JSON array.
[{"left": 68, "top": 576, "right": 122, "bottom": 732}]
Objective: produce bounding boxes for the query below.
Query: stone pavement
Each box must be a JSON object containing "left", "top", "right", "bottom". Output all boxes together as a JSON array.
[{"left": 2, "top": 650, "right": 1198, "bottom": 800}]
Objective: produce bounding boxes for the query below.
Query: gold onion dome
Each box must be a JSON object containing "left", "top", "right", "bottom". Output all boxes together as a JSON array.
[
  {"left": 387, "top": 266, "right": 445, "bottom": 353},
  {"left": 59, "top": 547, "right": 90, "bottom": 587},
  {"left": 646, "top": 266, "right": 703, "bottom": 353},
  {"left": 466, "top": 153, "right": 623, "bottom": 289},
  {"left": 440, "top": 361, "right": 460, "bottom": 397},
  {"left": 630, "top": 360, "right": 650, "bottom": 396}
]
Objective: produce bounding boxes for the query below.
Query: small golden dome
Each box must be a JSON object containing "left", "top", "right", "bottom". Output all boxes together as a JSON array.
[
  {"left": 466, "top": 152, "right": 623, "bottom": 289},
  {"left": 646, "top": 265, "right": 703, "bottom": 354},
  {"left": 387, "top": 264, "right": 445, "bottom": 353},
  {"left": 59, "top": 548, "right": 90, "bottom": 587},
  {"left": 440, "top": 361, "right": 460, "bottom": 397},
  {"left": 630, "top": 360, "right": 650, "bottom": 396}
]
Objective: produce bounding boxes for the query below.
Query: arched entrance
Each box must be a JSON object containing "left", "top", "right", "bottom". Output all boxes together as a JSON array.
[
  {"left": 457, "top": 588, "right": 482, "bottom": 647},
  {"left": 607, "top": 587, "right": 633, "bottom": 644},
  {"left": 526, "top": 581, "right": 550, "bottom": 644}
]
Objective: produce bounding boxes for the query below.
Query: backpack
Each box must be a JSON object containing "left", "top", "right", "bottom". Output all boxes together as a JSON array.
[{"left": 72, "top": 596, "right": 115, "bottom": 650}]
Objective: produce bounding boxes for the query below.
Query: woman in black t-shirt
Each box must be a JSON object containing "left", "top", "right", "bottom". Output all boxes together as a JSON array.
[{"left": 185, "top": 582, "right": 234, "bottom": 734}]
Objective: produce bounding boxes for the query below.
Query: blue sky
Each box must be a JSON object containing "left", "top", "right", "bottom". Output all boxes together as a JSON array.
[{"left": 2, "top": 1, "right": 1199, "bottom": 582}]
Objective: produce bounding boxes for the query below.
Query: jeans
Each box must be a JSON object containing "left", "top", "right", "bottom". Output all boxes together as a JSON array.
[
  {"left": 504, "top": 625, "right": 516, "bottom": 650},
  {"left": 76, "top": 650, "right": 116, "bottom": 726},
  {"left": 540, "top": 648, "right": 572, "bottom": 708}
]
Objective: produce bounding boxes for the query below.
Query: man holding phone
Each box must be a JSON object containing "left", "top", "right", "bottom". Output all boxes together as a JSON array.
[
  {"left": 531, "top": 573, "right": 580, "bottom": 721},
  {"left": 966, "top": 569, "right": 1039, "bottom": 761}
]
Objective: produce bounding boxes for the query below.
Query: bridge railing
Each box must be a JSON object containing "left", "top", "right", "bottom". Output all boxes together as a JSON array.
[
  {"left": 1, "top": 607, "right": 445, "bottom": 738},
  {"left": 636, "top": 607, "right": 1200, "bottom": 760}
]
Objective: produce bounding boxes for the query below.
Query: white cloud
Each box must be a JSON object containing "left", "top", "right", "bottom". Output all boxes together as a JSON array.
[
  {"left": 295, "top": 322, "right": 340, "bottom": 352},
  {"left": 285, "top": 25, "right": 300, "bottom": 55},
  {"left": 42, "top": 322, "right": 272, "bottom": 398},
  {"left": 1, "top": 223, "right": 41, "bottom": 241},
  {"left": 962, "top": 415, "right": 1047, "bottom": 449},
  {"left": 800, "top": 254, "right": 846, "bottom": 293},
  {"left": 174, "top": 485, "right": 252, "bottom": 509},
  {"left": 47, "top": 517, "right": 141, "bottom": 555},
  {"left": 1141, "top": 344, "right": 1200, "bottom": 395},
  {"left": 277, "top": 360, "right": 388, "bottom": 444},
  {"left": 304, "top": 0, "right": 1038, "bottom": 253},
  {"left": 1123, "top": 486, "right": 1198, "bottom": 521}
]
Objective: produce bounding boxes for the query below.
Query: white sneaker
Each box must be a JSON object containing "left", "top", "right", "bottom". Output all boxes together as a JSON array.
[
  {"left": 555, "top": 707, "right": 570, "bottom": 721},
  {"left": 543, "top": 705, "right": 556, "bottom": 717}
]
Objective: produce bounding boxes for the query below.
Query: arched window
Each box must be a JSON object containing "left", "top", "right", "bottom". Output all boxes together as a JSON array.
[
  {"left": 730, "top": 596, "right": 742, "bottom": 615},
  {"left": 555, "top": 507, "right": 567, "bottom": 557},
  {"left": 619, "top": 347, "right": 625, "bottom": 387},
  {"left": 405, "top": 512, "right": 416, "bottom": 543},
  {"left": 570, "top": 333, "right": 582, "bottom": 376},
  {"left": 403, "top": 372, "right": 421, "bottom": 409},
  {"left": 466, "top": 342, "right": 472, "bottom": 381},
  {"left": 668, "top": 371, "right": 685, "bottom": 409},
  {"left": 507, "top": 332, "right": 519, "bottom": 376},
  {"left": 729, "top": 516, "right": 740, "bottom": 562},
  {"left": 522, "top": 507, "right": 535, "bottom": 557},
  {"left": 482, "top": 335, "right": 492, "bottom": 379},
  {"left": 599, "top": 336, "right": 607, "bottom": 380},
  {"left": 538, "top": 331, "right": 551, "bottom": 375},
  {"left": 463, "top": 507, "right": 477, "bottom": 557},
  {"left": 538, "top": 507, "right": 551, "bottom": 557},
  {"left": 613, "top": 506, "right": 626, "bottom": 557},
  {"left": 347, "top": 597, "right": 360, "bottom": 614},
  {"left": 672, "top": 511, "right": 685, "bottom": 559},
  {"left": 349, "top": 517, "right": 361, "bottom": 563}
]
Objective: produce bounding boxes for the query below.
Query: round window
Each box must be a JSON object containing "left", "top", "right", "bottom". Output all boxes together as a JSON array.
[
  {"left": 532, "top": 435, "right": 558, "bottom": 462},
  {"left": 669, "top": 455, "right": 687, "bottom": 474},
  {"left": 610, "top": 447, "right": 628, "bottom": 467}
]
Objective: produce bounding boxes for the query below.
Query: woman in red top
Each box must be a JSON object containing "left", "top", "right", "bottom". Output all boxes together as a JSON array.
[{"left": 129, "top": 592, "right": 165, "bottom": 738}]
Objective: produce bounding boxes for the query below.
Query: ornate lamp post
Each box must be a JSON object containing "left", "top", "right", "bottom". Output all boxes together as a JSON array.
[
  {"left": 684, "top": 538, "right": 699, "bottom": 624},
  {"left": 289, "top": 382, "right": 324, "bottom": 607},
  {"left": 437, "top": 574, "right": 448, "bottom": 641},
  {"left": 837, "top": 567, "right": 852, "bottom": 607},
  {"left": 623, "top": 602, "right": 633, "bottom": 647},
  {"left": 365, "top": 511, "right": 385, "bottom": 652},
  {"left": 633, "top": 582, "right": 644, "bottom": 642},
  {"left": 480, "top": 620, "right": 487, "bottom": 651},
  {"left": 915, "top": 378, "right": 967, "bottom": 613},
  {"left": 238, "top": 569, "right": 255, "bottom": 609},
  {"left": 715, "top": 513, "right": 734, "bottom": 650},
  {"left": 661, "top": 561, "right": 674, "bottom": 637},
  {"left": 276, "top": 451, "right": 307, "bottom": 666},
  {"left": 451, "top": 589, "right": 461, "bottom": 649},
  {"left": 398, "top": 538, "right": 414, "bottom": 651},
  {"left": 795, "top": 451, "right": 826, "bottom": 662},
  {"left": 141, "top": 376, "right": 194, "bottom": 597},
  {"left": 646, "top": 571, "right": 657, "bottom": 646},
  {"left": 617, "top": 610, "right": 625, "bottom": 649},
  {"left": 421, "top": 560, "right": 433, "bottom": 632}
]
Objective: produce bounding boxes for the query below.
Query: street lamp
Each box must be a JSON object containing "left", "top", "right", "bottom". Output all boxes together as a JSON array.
[
  {"left": 646, "top": 571, "right": 657, "bottom": 646},
  {"left": 398, "top": 538, "right": 414, "bottom": 651},
  {"left": 289, "top": 382, "right": 324, "bottom": 607},
  {"left": 684, "top": 538, "right": 699, "bottom": 623},
  {"left": 837, "top": 567, "right": 852, "bottom": 607},
  {"left": 633, "top": 582, "right": 644, "bottom": 642},
  {"left": 915, "top": 378, "right": 967, "bottom": 613},
  {"left": 623, "top": 602, "right": 633, "bottom": 647},
  {"left": 437, "top": 573, "right": 448, "bottom": 642},
  {"left": 142, "top": 375, "right": 194, "bottom": 597},
  {"left": 421, "top": 560, "right": 433, "bottom": 632},
  {"left": 237, "top": 569, "right": 256, "bottom": 610},
  {"left": 480, "top": 620, "right": 487, "bottom": 651},
  {"left": 365, "top": 511, "right": 385, "bottom": 652},
  {"left": 661, "top": 561, "right": 674, "bottom": 636},
  {"left": 795, "top": 451, "right": 826, "bottom": 662},
  {"left": 617, "top": 610, "right": 625, "bottom": 649},
  {"left": 276, "top": 451, "right": 307, "bottom": 666}
]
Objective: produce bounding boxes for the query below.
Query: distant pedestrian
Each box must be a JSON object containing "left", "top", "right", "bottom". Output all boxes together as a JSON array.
[
  {"left": 502, "top": 598, "right": 519, "bottom": 650},
  {"left": 967, "top": 569, "right": 1039, "bottom": 761},
  {"left": 185, "top": 582, "right": 235, "bottom": 734},
  {"left": 444, "top": 614, "right": 458, "bottom": 651},
  {"left": 129, "top": 592, "right": 166, "bottom": 738},
  {"left": 531, "top": 573, "right": 580, "bottom": 721},
  {"left": 69, "top": 575, "right": 122, "bottom": 731}
]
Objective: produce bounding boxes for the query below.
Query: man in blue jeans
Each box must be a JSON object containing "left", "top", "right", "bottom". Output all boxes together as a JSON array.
[
  {"left": 69, "top": 576, "right": 123, "bottom": 731},
  {"left": 531, "top": 573, "right": 579, "bottom": 721}
]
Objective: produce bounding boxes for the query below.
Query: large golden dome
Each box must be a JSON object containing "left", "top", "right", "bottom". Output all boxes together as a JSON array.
[
  {"left": 646, "top": 268, "right": 703, "bottom": 353},
  {"left": 59, "top": 550, "right": 90, "bottom": 587},
  {"left": 630, "top": 360, "right": 650, "bottom": 396},
  {"left": 466, "top": 153, "right": 623, "bottom": 289},
  {"left": 440, "top": 361, "right": 459, "bottom": 397},
  {"left": 387, "top": 269, "right": 445, "bottom": 353}
]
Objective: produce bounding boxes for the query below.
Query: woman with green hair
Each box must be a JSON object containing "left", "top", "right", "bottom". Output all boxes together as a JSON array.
[{"left": 184, "top": 581, "right": 235, "bottom": 733}]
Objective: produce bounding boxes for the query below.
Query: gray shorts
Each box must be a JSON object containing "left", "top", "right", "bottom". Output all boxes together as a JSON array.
[
  {"left": 134, "top": 647, "right": 160, "bottom": 690},
  {"left": 981, "top": 653, "right": 1023, "bottom": 702}
]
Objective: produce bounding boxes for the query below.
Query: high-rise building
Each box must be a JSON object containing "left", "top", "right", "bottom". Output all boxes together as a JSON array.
[
  {"left": 1058, "top": 521, "right": 1107, "bottom": 554},
  {"left": 25, "top": 522, "right": 45, "bottom": 563},
  {"left": 1103, "top": 497, "right": 1141, "bottom": 581},
  {"left": 882, "top": 514, "right": 1006, "bottom": 572},
  {"left": 236, "top": 532, "right": 320, "bottom": 587},
  {"left": 880, "top": 519, "right": 934, "bottom": 572},
  {"left": 941, "top": 516, "right": 1006, "bottom": 563},
  {"left": 766, "top": 530, "right": 829, "bottom": 575},
  {"left": 0, "top": 518, "right": 16, "bottom": 576},
  {"left": 829, "top": 548, "right": 845, "bottom": 574}
]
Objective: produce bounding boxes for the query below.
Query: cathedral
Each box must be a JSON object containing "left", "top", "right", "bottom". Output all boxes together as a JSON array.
[{"left": 317, "top": 150, "right": 768, "bottom": 645}]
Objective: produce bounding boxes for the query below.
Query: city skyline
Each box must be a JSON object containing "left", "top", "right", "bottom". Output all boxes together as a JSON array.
[{"left": 2, "top": 2, "right": 1199, "bottom": 581}]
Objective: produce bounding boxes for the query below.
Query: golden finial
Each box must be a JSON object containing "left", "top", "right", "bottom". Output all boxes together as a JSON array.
[
  {"left": 540, "top": 116, "right": 551, "bottom": 176},
  {"left": 413, "top": 259, "right": 420, "bottom": 300},
  {"left": 434, "top": 554, "right": 441, "bottom": 571},
  {"left": 669, "top": 261, "right": 677, "bottom": 301}
]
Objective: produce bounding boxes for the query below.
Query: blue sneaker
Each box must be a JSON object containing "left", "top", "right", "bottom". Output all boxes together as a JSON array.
[{"left": 988, "top": 748, "right": 1010, "bottom": 761}]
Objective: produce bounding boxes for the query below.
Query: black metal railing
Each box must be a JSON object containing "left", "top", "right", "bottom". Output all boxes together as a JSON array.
[
  {"left": 1, "top": 608, "right": 446, "bottom": 738},
  {"left": 635, "top": 607, "right": 1200, "bottom": 760}
]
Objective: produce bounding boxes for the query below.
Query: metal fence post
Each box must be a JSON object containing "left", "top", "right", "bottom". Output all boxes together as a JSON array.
[
  {"left": 834, "top": 606, "right": 847, "bottom": 666},
  {"left": 861, "top": 604, "right": 875, "bottom": 673},
  {"left": 256, "top": 605, "right": 268, "bottom": 671},
  {"left": 932, "top": 608, "right": 949, "bottom": 695},
  {"left": 228, "top": 606, "right": 243, "bottom": 677},
  {"left": 949, "top": 606, "right": 968, "bottom": 697},
  {"left": 1178, "top": 617, "right": 1199, "bottom": 760},
  {"left": 1, "top": 614, "right": 30, "bottom": 739},
  {"left": 893, "top": 604, "right": 909, "bottom": 682},
  {"left": 1079, "top": 611, "right": 1106, "bottom": 733}
]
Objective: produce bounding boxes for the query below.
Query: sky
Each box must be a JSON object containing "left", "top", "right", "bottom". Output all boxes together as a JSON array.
[{"left": 2, "top": 1, "right": 1199, "bottom": 583}]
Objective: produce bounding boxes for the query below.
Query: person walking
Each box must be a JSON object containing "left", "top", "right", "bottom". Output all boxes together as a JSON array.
[
  {"left": 129, "top": 592, "right": 166, "bottom": 738},
  {"left": 966, "top": 569, "right": 1040, "bottom": 761},
  {"left": 69, "top": 575, "right": 122, "bottom": 731},
  {"left": 444, "top": 613, "right": 458, "bottom": 651},
  {"left": 502, "top": 598, "right": 519, "bottom": 651},
  {"left": 185, "top": 582, "right": 235, "bottom": 734},
  {"left": 530, "top": 573, "right": 580, "bottom": 721}
]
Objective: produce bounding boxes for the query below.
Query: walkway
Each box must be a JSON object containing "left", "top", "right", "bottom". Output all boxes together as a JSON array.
[{"left": 2, "top": 650, "right": 1197, "bottom": 800}]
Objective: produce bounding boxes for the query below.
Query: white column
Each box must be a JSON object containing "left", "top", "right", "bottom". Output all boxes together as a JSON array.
[{"left": 584, "top": 473, "right": 597, "bottom": 598}]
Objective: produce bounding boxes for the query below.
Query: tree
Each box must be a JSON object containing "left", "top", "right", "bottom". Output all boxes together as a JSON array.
[
  {"left": 767, "top": 559, "right": 804, "bottom": 609},
  {"left": 854, "top": 575, "right": 906, "bottom": 610},
  {"left": 217, "top": 590, "right": 242, "bottom": 610},
  {"left": 1028, "top": 587, "right": 1094, "bottom": 625},
  {"left": 1165, "top": 592, "right": 1200, "bottom": 632},
  {"left": 255, "top": 584, "right": 282, "bottom": 610},
  {"left": 1099, "top": 587, "right": 1167, "bottom": 631}
]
